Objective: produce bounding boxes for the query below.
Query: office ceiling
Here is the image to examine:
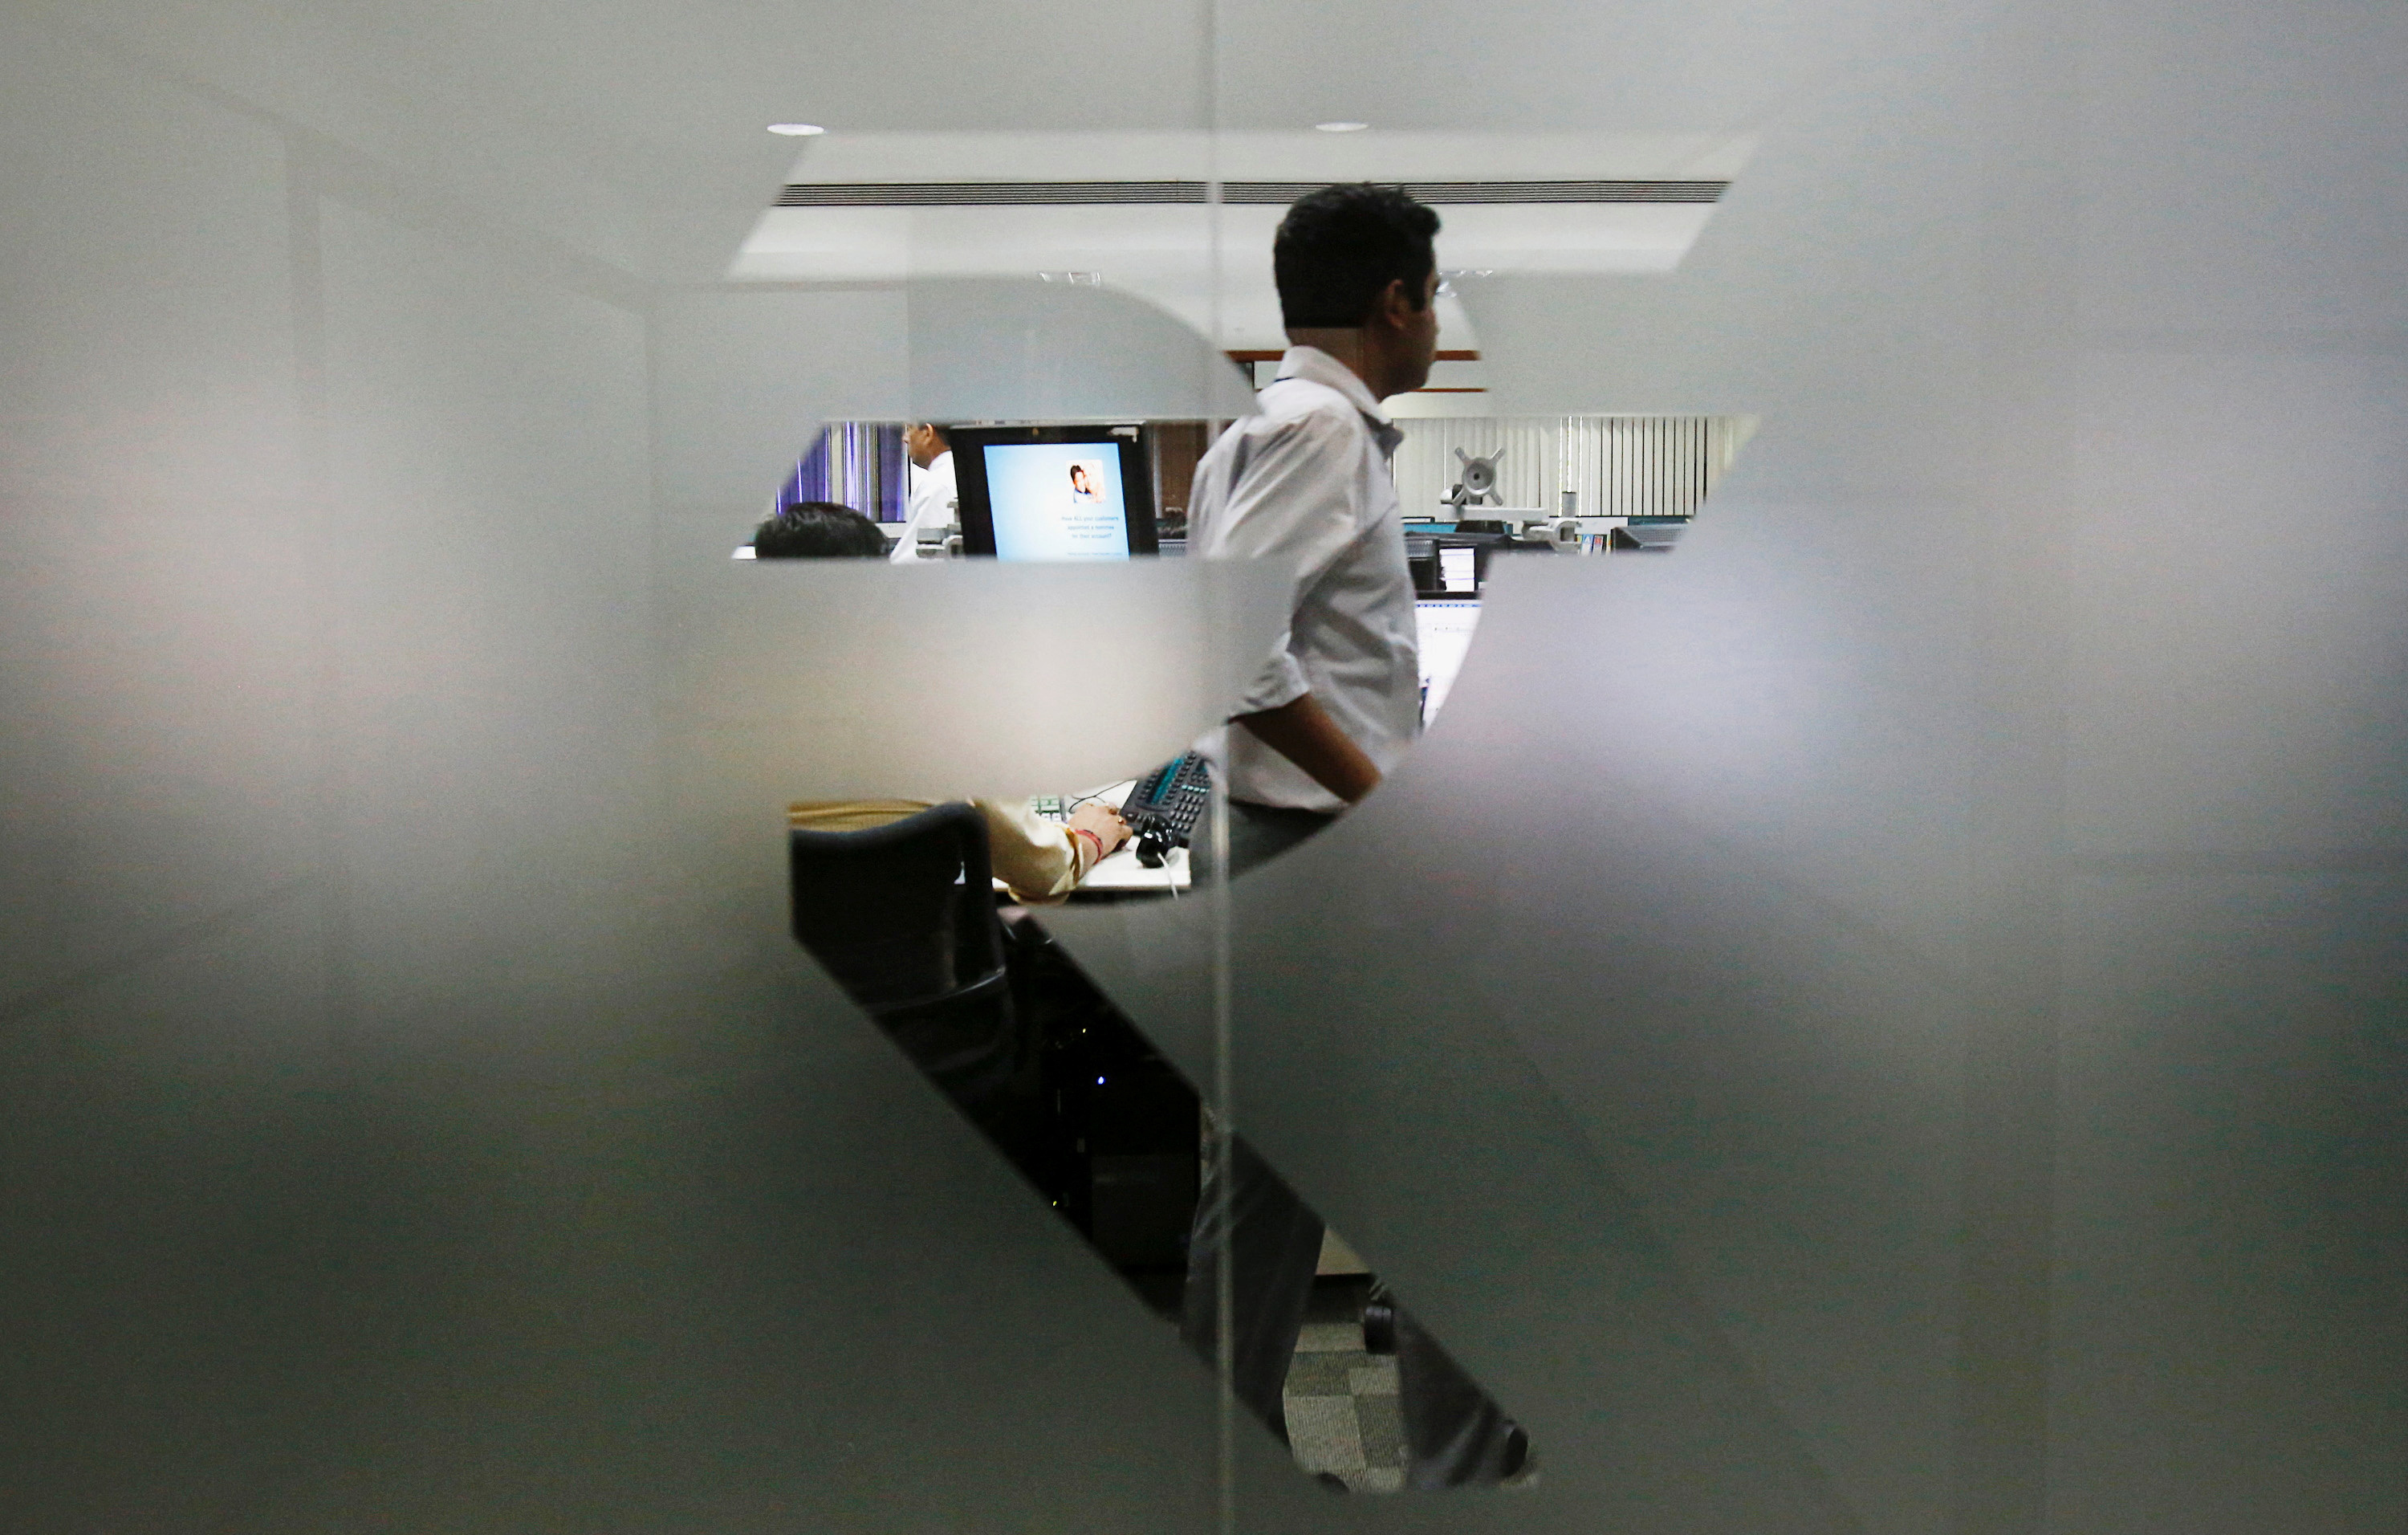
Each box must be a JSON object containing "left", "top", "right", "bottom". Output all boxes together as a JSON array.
[
  {"left": 57, "top": 0, "right": 1945, "bottom": 287},
  {"left": 733, "top": 131, "right": 1751, "bottom": 350}
]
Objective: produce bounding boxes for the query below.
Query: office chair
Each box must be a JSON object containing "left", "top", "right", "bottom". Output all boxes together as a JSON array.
[
  {"left": 787, "top": 804, "right": 1201, "bottom": 1283},
  {"left": 788, "top": 803, "right": 1046, "bottom": 1185}
]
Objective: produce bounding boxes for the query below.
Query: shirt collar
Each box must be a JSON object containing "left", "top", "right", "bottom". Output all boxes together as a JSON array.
[{"left": 1275, "top": 345, "right": 1403, "bottom": 454}]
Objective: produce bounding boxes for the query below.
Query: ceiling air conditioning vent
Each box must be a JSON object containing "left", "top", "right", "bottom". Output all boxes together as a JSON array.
[
  {"left": 1219, "top": 179, "right": 1729, "bottom": 205},
  {"left": 775, "top": 179, "right": 1729, "bottom": 208}
]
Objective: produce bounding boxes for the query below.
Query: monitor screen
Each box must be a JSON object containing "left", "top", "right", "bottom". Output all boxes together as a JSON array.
[
  {"left": 984, "top": 442, "right": 1130, "bottom": 560},
  {"left": 950, "top": 425, "right": 1158, "bottom": 560},
  {"left": 1416, "top": 599, "right": 1481, "bottom": 725}
]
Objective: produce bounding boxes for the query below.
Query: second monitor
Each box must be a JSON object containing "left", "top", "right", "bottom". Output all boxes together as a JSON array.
[{"left": 951, "top": 424, "right": 1159, "bottom": 560}]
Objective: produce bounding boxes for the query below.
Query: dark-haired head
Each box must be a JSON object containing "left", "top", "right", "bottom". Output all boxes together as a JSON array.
[
  {"left": 904, "top": 422, "right": 951, "bottom": 469},
  {"left": 1273, "top": 183, "right": 1442, "bottom": 330},
  {"left": 752, "top": 501, "right": 889, "bottom": 560}
]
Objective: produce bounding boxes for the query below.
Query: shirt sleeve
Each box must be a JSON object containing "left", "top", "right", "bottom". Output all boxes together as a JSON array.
[
  {"left": 974, "top": 798, "right": 1084, "bottom": 905},
  {"left": 1198, "top": 411, "right": 1367, "bottom": 715}
]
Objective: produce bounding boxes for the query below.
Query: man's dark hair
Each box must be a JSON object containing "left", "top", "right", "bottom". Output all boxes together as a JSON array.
[
  {"left": 752, "top": 500, "right": 889, "bottom": 559},
  {"left": 1273, "top": 184, "right": 1442, "bottom": 329}
]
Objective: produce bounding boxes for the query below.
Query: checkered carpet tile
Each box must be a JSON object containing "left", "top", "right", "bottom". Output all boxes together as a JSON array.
[{"left": 1282, "top": 1319, "right": 1406, "bottom": 1493}]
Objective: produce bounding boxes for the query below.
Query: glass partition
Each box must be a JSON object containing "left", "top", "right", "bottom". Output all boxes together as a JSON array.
[{"left": 3, "top": 1, "right": 2402, "bottom": 1530}]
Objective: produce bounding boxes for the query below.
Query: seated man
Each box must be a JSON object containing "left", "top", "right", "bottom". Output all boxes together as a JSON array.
[
  {"left": 789, "top": 795, "right": 1126, "bottom": 906},
  {"left": 752, "top": 501, "right": 1133, "bottom": 900},
  {"left": 754, "top": 498, "right": 889, "bottom": 558}
]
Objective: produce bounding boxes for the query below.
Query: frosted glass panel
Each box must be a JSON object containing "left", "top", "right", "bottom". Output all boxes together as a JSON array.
[
  {"left": 668, "top": 559, "right": 1284, "bottom": 800},
  {"left": 1, "top": 9, "right": 1239, "bottom": 1528},
  {"left": 1195, "top": 0, "right": 2405, "bottom": 1528},
  {"left": 0, "top": 14, "right": 312, "bottom": 1017},
  {"left": 2068, "top": 349, "right": 2408, "bottom": 856},
  {"left": 2050, "top": 869, "right": 2406, "bottom": 1534},
  {"left": 4, "top": 0, "right": 2402, "bottom": 1528},
  {"left": 653, "top": 287, "right": 912, "bottom": 510}
]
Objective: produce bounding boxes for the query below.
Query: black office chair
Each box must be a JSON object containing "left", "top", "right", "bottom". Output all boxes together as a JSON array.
[
  {"left": 789, "top": 803, "right": 1048, "bottom": 1187},
  {"left": 787, "top": 804, "right": 1202, "bottom": 1284},
  {"left": 789, "top": 803, "right": 1002, "bottom": 1008}
]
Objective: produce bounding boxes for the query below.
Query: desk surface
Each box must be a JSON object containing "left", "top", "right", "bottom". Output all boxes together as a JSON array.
[{"left": 1043, "top": 780, "right": 1193, "bottom": 897}]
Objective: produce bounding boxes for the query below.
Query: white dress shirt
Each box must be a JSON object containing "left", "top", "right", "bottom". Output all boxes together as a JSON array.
[
  {"left": 1188, "top": 346, "right": 1420, "bottom": 812},
  {"left": 890, "top": 450, "right": 956, "bottom": 563}
]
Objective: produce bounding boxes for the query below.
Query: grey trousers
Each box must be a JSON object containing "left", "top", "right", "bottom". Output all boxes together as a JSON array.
[
  {"left": 1186, "top": 796, "right": 1334, "bottom": 886},
  {"left": 1179, "top": 1136, "right": 1526, "bottom": 1485},
  {"left": 1178, "top": 798, "right": 1524, "bottom": 1486}
]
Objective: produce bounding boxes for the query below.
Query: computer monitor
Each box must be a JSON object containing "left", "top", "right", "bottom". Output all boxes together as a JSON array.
[
  {"left": 1415, "top": 598, "right": 1481, "bottom": 726},
  {"left": 950, "top": 425, "right": 1159, "bottom": 560}
]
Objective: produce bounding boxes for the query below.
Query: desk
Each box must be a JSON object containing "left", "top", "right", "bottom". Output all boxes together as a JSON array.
[
  {"left": 1080, "top": 843, "right": 1192, "bottom": 894},
  {"left": 1040, "top": 779, "right": 1193, "bottom": 898}
]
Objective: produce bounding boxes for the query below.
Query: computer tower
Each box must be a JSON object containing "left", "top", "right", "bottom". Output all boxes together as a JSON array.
[{"left": 1006, "top": 915, "right": 1202, "bottom": 1276}]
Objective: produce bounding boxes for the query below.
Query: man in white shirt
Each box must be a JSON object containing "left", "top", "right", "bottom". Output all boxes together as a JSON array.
[
  {"left": 1181, "top": 184, "right": 1529, "bottom": 1488},
  {"left": 1188, "top": 202, "right": 1433, "bottom": 869},
  {"left": 889, "top": 422, "right": 956, "bottom": 562}
]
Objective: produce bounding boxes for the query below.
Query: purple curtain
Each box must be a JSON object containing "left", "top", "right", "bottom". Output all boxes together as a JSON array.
[{"left": 778, "top": 425, "right": 906, "bottom": 522}]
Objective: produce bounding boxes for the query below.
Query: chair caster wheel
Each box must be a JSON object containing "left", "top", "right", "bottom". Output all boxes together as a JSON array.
[{"left": 1362, "top": 1296, "right": 1397, "bottom": 1355}]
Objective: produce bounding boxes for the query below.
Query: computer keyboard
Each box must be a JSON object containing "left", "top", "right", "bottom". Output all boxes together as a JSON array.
[{"left": 1120, "top": 752, "right": 1211, "bottom": 849}]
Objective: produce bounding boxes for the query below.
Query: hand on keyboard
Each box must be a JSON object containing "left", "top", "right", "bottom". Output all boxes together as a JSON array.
[{"left": 1068, "top": 802, "right": 1132, "bottom": 857}]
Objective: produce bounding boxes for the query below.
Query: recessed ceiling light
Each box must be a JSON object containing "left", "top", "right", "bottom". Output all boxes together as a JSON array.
[
  {"left": 767, "top": 123, "right": 825, "bottom": 136},
  {"left": 1315, "top": 120, "right": 1370, "bottom": 133}
]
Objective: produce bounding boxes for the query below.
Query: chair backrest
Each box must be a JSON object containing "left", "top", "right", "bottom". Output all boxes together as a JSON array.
[{"left": 788, "top": 802, "right": 1004, "bottom": 1013}]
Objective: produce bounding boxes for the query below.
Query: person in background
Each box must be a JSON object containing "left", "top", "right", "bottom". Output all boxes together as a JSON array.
[
  {"left": 1180, "top": 184, "right": 1531, "bottom": 1488},
  {"left": 890, "top": 423, "right": 957, "bottom": 563},
  {"left": 755, "top": 499, "right": 888, "bottom": 559},
  {"left": 751, "top": 500, "right": 1132, "bottom": 899}
]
